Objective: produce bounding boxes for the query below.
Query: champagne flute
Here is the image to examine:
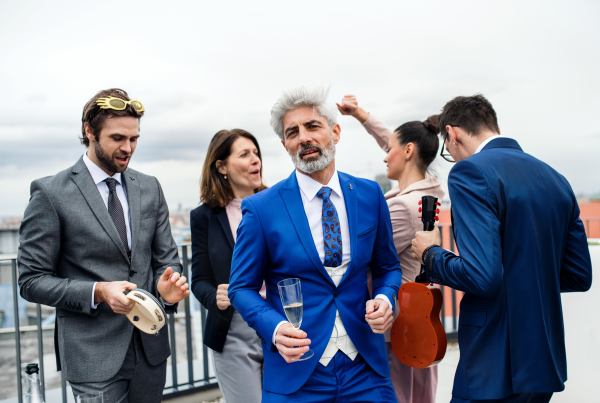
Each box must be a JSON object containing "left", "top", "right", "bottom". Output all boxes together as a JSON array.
[
  {"left": 77, "top": 392, "right": 103, "bottom": 403},
  {"left": 278, "top": 278, "right": 314, "bottom": 361}
]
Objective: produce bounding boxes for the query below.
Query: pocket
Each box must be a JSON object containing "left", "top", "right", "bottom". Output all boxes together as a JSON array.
[
  {"left": 357, "top": 226, "right": 377, "bottom": 239},
  {"left": 459, "top": 310, "right": 486, "bottom": 327}
]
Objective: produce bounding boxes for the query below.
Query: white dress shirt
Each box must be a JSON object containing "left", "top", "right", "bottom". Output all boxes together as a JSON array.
[
  {"left": 475, "top": 135, "right": 502, "bottom": 154},
  {"left": 83, "top": 153, "right": 131, "bottom": 309},
  {"left": 272, "top": 170, "right": 391, "bottom": 365}
]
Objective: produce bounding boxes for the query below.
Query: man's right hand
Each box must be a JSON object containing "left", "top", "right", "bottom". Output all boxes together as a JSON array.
[
  {"left": 275, "top": 323, "right": 311, "bottom": 363},
  {"left": 95, "top": 281, "right": 137, "bottom": 314},
  {"left": 336, "top": 95, "right": 370, "bottom": 123}
]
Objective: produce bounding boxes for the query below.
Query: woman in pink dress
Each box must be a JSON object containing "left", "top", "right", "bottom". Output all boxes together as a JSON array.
[{"left": 338, "top": 95, "right": 445, "bottom": 403}]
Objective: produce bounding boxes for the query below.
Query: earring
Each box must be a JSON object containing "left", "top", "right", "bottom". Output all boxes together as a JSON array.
[
  {"left": 405, "top": 156, "right": 409, "bottom": 161},
  {"left": 453, "top": 142, "right": 457, "bottom": 145},
  {"left": 224, "top": 174, "right": 227, "bottom": 180}
]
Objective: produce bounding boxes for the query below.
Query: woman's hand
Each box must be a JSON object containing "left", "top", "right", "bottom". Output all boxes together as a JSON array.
[
  {"left": 337, "top": 95, "right": 370, "bottom": 123},
  {"left": 216, "top": 283, "right": 231, "bottom": 310}
]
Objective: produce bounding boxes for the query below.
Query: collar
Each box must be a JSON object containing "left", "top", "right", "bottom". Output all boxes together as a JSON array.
[
  {"left": 475, "top": 135, "right": 502, "bottom": 154},
  {"left": 83, "top": 152, "right": 122, "bottom": 186},
  {"left": 295, "top": 169, "right": 342, "bottom": 202}
]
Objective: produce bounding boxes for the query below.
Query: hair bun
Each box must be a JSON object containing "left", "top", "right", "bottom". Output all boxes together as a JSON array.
[{"left": 423, "top": 114, "right": 440, "bottom": 135}]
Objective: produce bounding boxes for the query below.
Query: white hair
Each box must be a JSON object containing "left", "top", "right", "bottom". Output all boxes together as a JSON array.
[{"left": 270, "top": 85, "right": 338, "bottom": 140}]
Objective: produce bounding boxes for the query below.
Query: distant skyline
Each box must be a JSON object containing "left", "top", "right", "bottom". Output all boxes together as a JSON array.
[{"left": 1, "top": 1, "right": 599, "bottom": 216}]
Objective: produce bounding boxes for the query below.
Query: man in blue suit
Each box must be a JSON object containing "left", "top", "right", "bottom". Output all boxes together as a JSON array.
[
  {"left": 228, "top": 85, "right": 402, "bottom": 402},
  {"left": 412, "top": 95, "right": 592, "bottom": 403}
]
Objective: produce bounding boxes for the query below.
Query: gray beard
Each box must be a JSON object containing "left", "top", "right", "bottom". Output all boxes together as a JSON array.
[{"left": 289, "top": 135, "right": 336, "bottom": 174}]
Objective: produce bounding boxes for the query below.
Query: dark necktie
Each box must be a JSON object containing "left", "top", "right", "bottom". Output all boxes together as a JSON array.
[
  {"left": 104, "top": 178, "right": 130, "bottom": 255},
  {"left": 317, "top": 186, "right": 343, "bottom": 267}
]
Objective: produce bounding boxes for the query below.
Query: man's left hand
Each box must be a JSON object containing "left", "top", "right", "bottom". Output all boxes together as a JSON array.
[
  {"left": 366, "top": 298, "right": 393, "bottom": 333},
  {"left": 411, "top": 230, "right": 442, "bottom": 263},
  {"left": 157, "top": 267, "right": 190, "bottom": 304}
]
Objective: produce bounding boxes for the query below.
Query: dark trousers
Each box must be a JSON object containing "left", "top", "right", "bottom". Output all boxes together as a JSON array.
[
  {"left": 70, "top": 329, "right": 167, "bottom": 403},
  {"left": 451, "top": 393, "right": 553, "bottom": 403},
  {"left": 262, "top": 351, "right": 397, "bottom": 403}
]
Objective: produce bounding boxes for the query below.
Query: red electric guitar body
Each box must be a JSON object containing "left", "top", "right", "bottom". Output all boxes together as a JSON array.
[{"left": 390, "top": 195, "right": 447, "bottom": 369}]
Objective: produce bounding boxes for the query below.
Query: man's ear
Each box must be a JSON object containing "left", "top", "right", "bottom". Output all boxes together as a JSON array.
[
  {"left": 446, "top": 126, "right": 458, "bottom": 144},
  {"left": 331, "top": 123, "right": 341, "bottom": 144},
  {"left": 84, "top": 123, "right": 95, "bottom": 144},
  {"left": 281, "top": 139, "right": 289, "bottom": 153},
  {"left": 497, "top": 126, "right": 501, "bottom": 135}
]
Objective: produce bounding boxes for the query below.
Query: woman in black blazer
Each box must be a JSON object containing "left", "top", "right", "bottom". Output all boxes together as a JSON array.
[{"left": 191, "top": 129, "right": 267, "bottom": 403}]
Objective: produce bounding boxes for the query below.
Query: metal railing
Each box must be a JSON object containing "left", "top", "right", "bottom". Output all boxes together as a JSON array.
[
  {"left": 3, "top": 218, "right": 599, "bottom": 401},
  {"left": 0, "top": 244, "right": 218, "bottom": 403}
]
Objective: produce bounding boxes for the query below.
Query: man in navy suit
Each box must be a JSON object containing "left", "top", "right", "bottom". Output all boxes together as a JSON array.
[
  {"left": 228, "top": 85, "right": 402, "bottom": 402},
  {"left": 412, "top": 94, "right": 592, "bottom": 403}
]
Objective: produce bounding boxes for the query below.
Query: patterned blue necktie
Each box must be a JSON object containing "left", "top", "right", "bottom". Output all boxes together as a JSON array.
[{"left": 317, "top": 186, "right": 343, "bottom": 267}]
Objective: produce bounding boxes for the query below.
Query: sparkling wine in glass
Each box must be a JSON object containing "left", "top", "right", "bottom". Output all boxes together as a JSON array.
[{"left": 278, "top": 278, "right": 314, "bottom": 361}]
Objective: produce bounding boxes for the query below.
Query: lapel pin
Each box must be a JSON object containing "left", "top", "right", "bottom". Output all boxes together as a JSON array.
[
  {"left": 130, "top": 177, "right": 135, "bottom": 181},
  {"left": 349, "top": 184, "right": 353, "bottom": 190}
]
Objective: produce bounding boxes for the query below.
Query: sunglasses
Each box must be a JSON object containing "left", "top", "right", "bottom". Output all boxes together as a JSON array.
[{"left": 96, "top": 97, "right": 145, "bottom": 113}]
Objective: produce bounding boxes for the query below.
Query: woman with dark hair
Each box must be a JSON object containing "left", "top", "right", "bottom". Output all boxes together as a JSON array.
[
  {"left": 338, "top": 95, "right": 444, "bottom": 403},
  {"left": 190, "top": 129, "right": 267, "bottom": 403}
]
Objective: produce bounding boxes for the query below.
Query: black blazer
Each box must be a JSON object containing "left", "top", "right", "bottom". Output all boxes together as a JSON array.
[{"left": 190, "top": 204, "right": 236, "bottom": 352}]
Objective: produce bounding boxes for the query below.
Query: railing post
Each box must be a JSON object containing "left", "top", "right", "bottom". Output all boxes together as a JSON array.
[
  {"left": 36, "top": 303, "right": 46, "bottom": 400},
  {"left": 201, "top": 306, "right": 209, "bottom": 383},
  {"left": 12, "top": 259, "right": 23, "bottom": 403},
  {"left": 169, "top": 313, "right": 178, "bottom": 391},
  {"left": 182, "top": 245, "right": 194, "bottom": 386}
]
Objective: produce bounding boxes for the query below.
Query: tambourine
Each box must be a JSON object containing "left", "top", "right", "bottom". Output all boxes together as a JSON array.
[{"left": 125, "top": 289, "right": 167, "bottom": 335}]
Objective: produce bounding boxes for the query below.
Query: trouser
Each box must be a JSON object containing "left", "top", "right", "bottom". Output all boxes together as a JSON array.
[
  {"left": 386, "top": 342, "right": 437, "bottom": 403},
  {"left": 262, "top": 351, "right": 398, "bottom": 403},
  {"left": 212, "top": 311, "right": 264, "bottom": 403},
  {"left": 451, "top": 393, "right": 553, "bottom": 403},
  {"left": 70, "top": 329, "right": 167, "bottom": 403}
]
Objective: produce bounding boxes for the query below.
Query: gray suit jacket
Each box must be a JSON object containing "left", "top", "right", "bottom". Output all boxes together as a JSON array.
[{"left": 17, "top": 157, "right": 182, "bottom": 383}]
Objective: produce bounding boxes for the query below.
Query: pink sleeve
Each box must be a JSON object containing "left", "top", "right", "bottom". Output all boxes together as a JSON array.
[
  {"left": 362, "top": 114, "right": 394, "bottom": 151},
  {"left": 387, "top": 197, "right": 414, "bottom": 255}
]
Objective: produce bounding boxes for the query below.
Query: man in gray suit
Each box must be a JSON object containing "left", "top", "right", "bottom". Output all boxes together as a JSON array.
[{"left": 17, "top": 88, "right": 190, "bottom": 402}]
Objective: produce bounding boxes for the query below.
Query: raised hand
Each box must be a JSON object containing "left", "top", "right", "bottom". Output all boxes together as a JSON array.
[
  {"left": 336, "top": 95, "right": 370, "bottom": 123},
  {"left": 275, "top": 323, "right": 311, "bottom": 363},
  {"left": 95, "top": 281, "right": 137, "bottom": 314},
  {"left": 157, "top": 267, "right": 190, "bottom": 304},
  {"left": 216, "top": 283, "right": 231, "bottom": 310},
  {"left": 365, "top": 298, "right": 393, "bottom": 333}
]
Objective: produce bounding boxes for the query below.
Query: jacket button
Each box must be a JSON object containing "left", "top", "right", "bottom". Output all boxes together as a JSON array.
[
  {"left": 129, "top": 271, "right": 135, "bottom": 277},
  {"left": 333, "top": 290, "right": 339, "bottom": 298}
]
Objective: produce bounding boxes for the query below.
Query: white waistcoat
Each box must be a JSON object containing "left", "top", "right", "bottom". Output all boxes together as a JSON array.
[{"left": 319, "top": 261, "right": 358, "bottom": 366}]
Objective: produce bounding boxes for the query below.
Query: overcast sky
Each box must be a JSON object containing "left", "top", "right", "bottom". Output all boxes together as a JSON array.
[{"left": 1, "top": 0, "right": 599, "bottom": 217}]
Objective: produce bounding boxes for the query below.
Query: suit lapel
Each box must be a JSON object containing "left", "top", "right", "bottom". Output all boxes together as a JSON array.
[
  {"left": 123, "top": 172, "right": 140, "bottom": 258},
  {"left": 215, "top": 207, "right": 235, "bottom": 250},
  {"left": 71, "top": 158, "right": 130, "bottom": 263},
  {"left": 339, "top": 172, "right": 357, "bottom": 283},
  {"left": 280, "top": 172, "right": 334, "bottom": 286}
]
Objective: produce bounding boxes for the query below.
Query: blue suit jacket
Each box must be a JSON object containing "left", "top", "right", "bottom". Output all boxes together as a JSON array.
[
  {"left": 425, "top": 138, "right": 592, "bottom": 400},
  {"left": 229, "top": 171, "right": 402, "bottom": 394}
]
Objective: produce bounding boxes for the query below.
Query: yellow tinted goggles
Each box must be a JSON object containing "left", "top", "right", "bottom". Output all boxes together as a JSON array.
[{"left": 96, "top": 97, "right": 145, "bottom": 113}]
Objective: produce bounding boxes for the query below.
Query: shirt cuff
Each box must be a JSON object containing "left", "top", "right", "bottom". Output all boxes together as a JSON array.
[
  {"left": 272, "top": 320, "right": 289, "bottom": 345},
  {"left": 162, "top": 298, "right": 175, "bottom": 306},
  {"left": 91, "top": 282, "right": 100, "bottom": 309},
  {"left": 374, "top": 294, "right": 393, "bottom": 311}
]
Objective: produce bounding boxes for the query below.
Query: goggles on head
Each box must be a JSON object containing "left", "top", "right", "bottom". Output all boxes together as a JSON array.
[{"left": 96, "top": 96, "right": 145, "bottom": 113}]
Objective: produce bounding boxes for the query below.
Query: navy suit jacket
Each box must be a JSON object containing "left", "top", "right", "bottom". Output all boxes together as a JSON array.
[
  {"left": 425, "top": 138, "right": 592, "bottom": 400},
  {"left": 228, "top": 171, "right": 402, "bottom": 394}
]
